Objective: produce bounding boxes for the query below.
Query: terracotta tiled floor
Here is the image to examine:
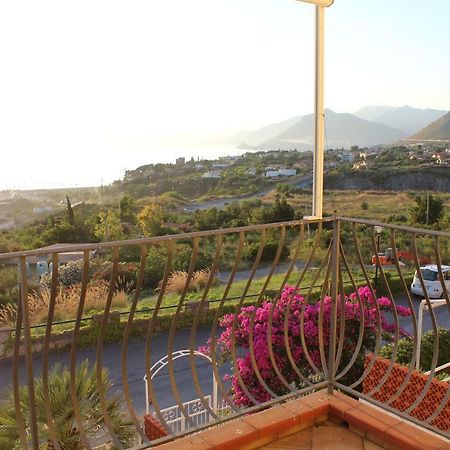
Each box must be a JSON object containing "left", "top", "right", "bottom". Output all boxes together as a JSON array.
[{"left": 259, "top": 420, "right": 384, "bottom": 450}]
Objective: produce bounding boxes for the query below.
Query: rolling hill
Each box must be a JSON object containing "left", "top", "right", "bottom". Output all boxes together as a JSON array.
[
  {"left": 235, "top": 115, "right": 303, "bottom": 147},
  {"left": 355, "top": 105, "right": 447, "bottom": 135},
  {"left": 247, "top": 110, "right": 406, "bottom": 150},
  {"left": 354, "top": 105, "right": 395, "bottom": 122},
  {"left": 409, "top": 111, "right": 450, "bottom": 141}
]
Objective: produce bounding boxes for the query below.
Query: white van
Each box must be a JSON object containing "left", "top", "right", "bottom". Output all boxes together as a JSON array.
[{"left": 410, "top": 265, "right": 450, "bottom": 299}]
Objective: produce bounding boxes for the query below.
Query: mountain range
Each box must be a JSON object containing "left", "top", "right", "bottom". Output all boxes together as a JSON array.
[
  {"left": 237, "top": 105, "right": 448, "bottom": 150},
  {"left": 354, "top": 105, "right": 447, "bottom": 135}
]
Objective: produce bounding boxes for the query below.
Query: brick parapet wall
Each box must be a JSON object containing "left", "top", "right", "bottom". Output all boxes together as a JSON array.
[{"left": 363, "top": 354, "right": 450, "bottom": 431}]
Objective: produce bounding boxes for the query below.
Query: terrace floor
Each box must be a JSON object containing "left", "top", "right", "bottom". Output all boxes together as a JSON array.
[
  {"left": 260, "top": 420, "right": 383, "bottom": 450},
  {"left": 156, "top": 390, "right": 450, "bottom": 450}
]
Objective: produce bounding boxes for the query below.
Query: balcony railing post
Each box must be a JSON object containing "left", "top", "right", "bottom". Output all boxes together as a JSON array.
[{"left": 327, "top": 219, "right": 340, "bottom": 395}]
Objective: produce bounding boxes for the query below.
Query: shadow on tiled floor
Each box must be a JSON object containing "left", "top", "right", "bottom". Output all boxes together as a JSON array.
[{"left": 260, "top": 420, "right": 384, "bottom": 450}]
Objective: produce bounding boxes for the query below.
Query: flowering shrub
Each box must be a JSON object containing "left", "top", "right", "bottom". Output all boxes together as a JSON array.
[{"left": 205, "top": 285, "right": 411, "bottom": 407}]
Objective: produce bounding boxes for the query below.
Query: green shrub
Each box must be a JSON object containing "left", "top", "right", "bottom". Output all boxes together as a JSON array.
[
  {"left": 144, "top": 243, "right": 213, "bottom": 290},
  {"left": 93, "top": 262, "right": 138, "bottom": 292},
  {"left": 144, "top": 245, "right": 168, "bottom": 289},
  {"left": 244, "top": 239, "right": 289, "bottom": 263},
  {"left": 0, "top": 267, "right": 18, "bottom": 306},
  {"left": 420, "top": 328, "right": 450, "bottom": 370},
  {"left": 379, "top": 328, "right": 450, "bottom": 372}
]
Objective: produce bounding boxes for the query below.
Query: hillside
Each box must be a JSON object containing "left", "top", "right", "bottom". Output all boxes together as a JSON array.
[
  {"left": 253, "top": 110, "right": 406, "bottom": 150},
  {"left": 409, "top": 111, "right": 450, "bottom": 141},
  {"left": 355, "top": 105, "right": 446, "bottom": 134},
  {"left": 325, "top": 167, "right": 450, "bottom": 192},
  {"left": 237, "top": 115, "right": 303, "bottom": 148},
  {"left": 354, "top": 105, "right": 395, "bottom": 122}
]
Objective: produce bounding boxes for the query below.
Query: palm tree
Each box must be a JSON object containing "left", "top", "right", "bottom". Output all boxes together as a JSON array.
[{"left": 0, "top": 361, "right": 136, "bottom": 449}]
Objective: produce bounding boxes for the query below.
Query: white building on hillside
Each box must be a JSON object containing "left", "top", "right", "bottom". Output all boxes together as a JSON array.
[
  {"left": 202, "top": 170, "right": 222, "bottom": 179},
  {"left": 265, "top": 168, "right": 297, "bottom": 178}
]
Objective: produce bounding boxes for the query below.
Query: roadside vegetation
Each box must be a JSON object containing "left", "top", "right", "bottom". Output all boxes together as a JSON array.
[{"left": 0, "top": 147, "right": 448, "bottom": 345}]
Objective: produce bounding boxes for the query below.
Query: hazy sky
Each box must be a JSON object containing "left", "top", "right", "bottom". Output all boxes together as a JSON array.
[{"left": 0, "top": 0, "right": 449, "bottom": 189}]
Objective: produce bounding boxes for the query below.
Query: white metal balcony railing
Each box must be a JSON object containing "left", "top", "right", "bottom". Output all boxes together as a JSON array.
[{"left": 0, "top": 217, "right": 448, "bottom": 449}]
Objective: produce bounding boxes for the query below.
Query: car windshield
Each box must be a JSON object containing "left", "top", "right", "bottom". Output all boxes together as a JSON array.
[{"left": 420, "top": 269, "right": 438, "bottom": 281}]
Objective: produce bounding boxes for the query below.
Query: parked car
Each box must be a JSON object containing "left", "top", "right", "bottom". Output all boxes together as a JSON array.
[{"left": 410, "top": 265, "right": 450, "bottom": 298}]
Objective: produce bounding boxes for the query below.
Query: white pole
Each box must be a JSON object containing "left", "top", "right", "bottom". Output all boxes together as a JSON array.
[
  {"left": 144, "top": 376, "right": 150, "bottom": 416},
  {"left": 312, "top": 5, "right": 325, "bottom": 219},
  {"left": 415, "top": 301, "right": 425, "bottom": 371},
  {"left": 212, "top": 373, "right": 218, "bottom": 414}
]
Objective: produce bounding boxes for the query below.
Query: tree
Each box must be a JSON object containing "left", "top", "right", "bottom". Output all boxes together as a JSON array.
[
  {"left": 193, "top": 208, "right": 224, "bottom": 231},
  {"left": 409, "top": 193, "right": 444, "bottom": 225},
  {"left": 119, "top": 195, "right": 137, "bottom": 224},
  {"left": 42, "top": 222, "right": 90, "bottom": 245},
  {"left": 0, "top": 361, "right": 135, "bottom": 449},
  {"left": 272, "top": 194, "right": 295, "bottom": 222},
  {"left": 94, "top": 211, "right": 124, "bottom": 241},
  {"left": 66, "top": 195, "right": 75, "bottom": 225},
  {"left": 137, "top": 204, "right": 166, "bottom": 237},
  {"left": 252, "top": 195, "right": 295, "bottom": 224}
]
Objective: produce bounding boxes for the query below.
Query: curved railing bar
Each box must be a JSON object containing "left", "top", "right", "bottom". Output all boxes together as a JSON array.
[
  {"left": 365, "top": 230, "right": 401, "bottom": 398},
  {"left": 403, "top": 233, "right": 440, "bottom": 415},
  {"left": 382, "top": 229, "right": 418, "bottom": 406},
  {"left": 209, "top": 231, "right": 245, "bottom": 413},
  {"left": 266, "top": 225, "right": 305, "bottom": 392},
  {"left": 120, "top": 244, "right": 148, "bottom": 442},
  {"left": 326, "top": 219, "right": 341, "bottom": 390},
  {"left": 333, "top": 265, "right": 347, "bottom": 375},
  {"left": 334, "top": 243, "right": 365, "bottom": 382},
  {"left": 317, "top": 248, "right": 333, "bottom": 378},
  {"left": 166, "top": 238, "right": 200, "bottom": 429},
  {"left": 41, "top": 253, "right": 62, "bottom": 450},
  {"left": 246, "top": 226, "right": 287, "bottom": 399},
  {"left": 427, "top": 236, "right": 450, "bottom": 423},
  {"left": 228, "top": 228, "right": 267, "bottom": 406},
  {"left": 300, "top": 243, "right": 331, "bottom": 379},
  {"left": 282, "top": 224, "right": 314, "bottom": 386},
  {"left": 347, "top": 224, "right": 383, "bottom": 390},
  {"left": 69, "top": 250, "right": 92, "bottom": 449},
  {"left": 19, "top": 256, "right": 39, "bottom": 449},
  {"left": 272, "top": 224, "right": 304, "bottom": 302},
  {"left": 95, "top": 248, "right": 124, "bottom": 449},
  {"left": 295, "top": 222, "right": 324, "bottom": 298},
  {"left": 189, "top": 234, "right": 224, "bottom": 419},
  {"left": 12, "top": 281, "right": 28, "bottom": 449},
  {"left": 145, "top": 241, "right": 174, "bottom": 434}
]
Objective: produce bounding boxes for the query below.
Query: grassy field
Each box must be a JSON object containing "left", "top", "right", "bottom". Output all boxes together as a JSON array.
[
  {"left": 264, "top": 189, "right": 450, "bottom": 221},
  {"left": 24, "top": 264, "right": 413, "bottom": 340}
]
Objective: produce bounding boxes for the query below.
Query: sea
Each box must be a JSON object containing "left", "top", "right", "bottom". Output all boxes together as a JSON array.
[{"left": 0, "top": 146, "right": 247, "bottom": 192}]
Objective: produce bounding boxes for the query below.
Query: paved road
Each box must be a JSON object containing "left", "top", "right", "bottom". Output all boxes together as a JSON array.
[
  {"left": 183, "top": 174, "right": 314, "bottom": 212},
  {"left": 0, "top": 327, "right": 226, "bottom": 417},
  {"left": 391, "top": 293, "right": 450, "bottom": 335}
]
